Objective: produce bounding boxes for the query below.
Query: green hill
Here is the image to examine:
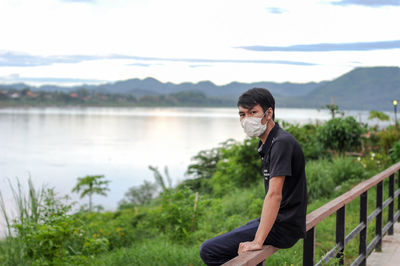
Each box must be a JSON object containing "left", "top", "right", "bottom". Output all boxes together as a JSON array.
[
  {"left": 281, "top": 66, "right": 400, "bottom": 110},
  {"left": 1, "top": 66, "right": 400, "bottom": 110}
]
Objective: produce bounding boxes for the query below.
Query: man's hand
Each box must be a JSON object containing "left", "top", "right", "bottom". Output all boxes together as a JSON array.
[{"left": 238, "top": 241, "right": 263, "bottom": 255}]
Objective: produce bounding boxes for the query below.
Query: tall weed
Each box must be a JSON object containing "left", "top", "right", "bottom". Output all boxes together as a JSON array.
[
  {"left": 0, "top": 178, "right": 44, "bottom": 265},
  {"left": 306, "top": 159, "right": 335, "bottom": 201}
]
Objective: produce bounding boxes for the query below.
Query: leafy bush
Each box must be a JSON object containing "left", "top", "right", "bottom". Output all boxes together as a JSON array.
[
  {"left": 75, "top": 209, "right": 139, "bottom": 250},
  {"left": 154, "top": 188, "right": 204, "bottom": 242},
  {"left": 330, "top": 156, "right": 367, "bottom": 184},
  {"left": 210, "top": 138, "right": 262, "bottom": 196},
  {"left": 283, "top": 122, "right": 325, "bottom": 160},
  {"left": 195, "top": 184, "right": 264, "bottom": 241},
  {"left": 306, "top": 160, "right": 335, "bottom": 201},
  {"left": 0, "top": 179, "right": 119, "bottom": 265},
  {"left": 376, "top": 126, "right": 400, "bottom": 154},
  {"left": 176, "top": 176, "right": 213, "bottom": 194},
  {"left": 389, "top": 139, "right": 400, "bottom": 163},
  {"left": 317, "top": 117, "right": 364, "bottom": 155},
  {"left": 305, "top": 157, "right": 367, "bottom": 202},
  {"left": 358, "top": 152, "right": 390, "bottom": 174}
]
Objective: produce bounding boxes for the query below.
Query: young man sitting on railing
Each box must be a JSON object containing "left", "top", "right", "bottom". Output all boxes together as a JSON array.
[{"left": 200, "top": 88, "right": 308, "bottom": 265}]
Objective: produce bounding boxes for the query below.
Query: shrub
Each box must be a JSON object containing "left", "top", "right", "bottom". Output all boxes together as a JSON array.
[
  {"left": 210, "top": 138, "right": 262, "bottom": 196},
  {"left": 5, "top": 185, "right": 85, "bottom": 263},
  {"left": 154, "top": 188, "right": 204, "bottom": 242},
  {"left": 75, "top": 209, "right": 139, "bottom": 250},
  {"left": 0, "top": 179, "right": 118, "bottom": 265},
  {"left": 389, "top": 139, "right": 400, "bottom": 163},
  {"left": 376, "top": 126, "right": 400, "bottom": 154},
  {"left": 196, "top": 184, "right": 265, "bottom": 239},
  {"left": 317, "top": 116, "right": 364, "bottom": 155},
  {"left": 283, "top": 122, "right": 325, "bottom": 160},
  {"left": 306, "top": 160, "right": 335, "bottom": 201},
  {"left": 358, "top": 152, "right": 391, "bottom": 174},
  {"left": 330, "top": 156, "right": 367, "bottom": 184}
]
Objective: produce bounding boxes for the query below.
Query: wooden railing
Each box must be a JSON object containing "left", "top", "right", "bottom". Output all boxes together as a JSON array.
[{"left": 223, "top": 162, "right": 400, "bottom": 266}]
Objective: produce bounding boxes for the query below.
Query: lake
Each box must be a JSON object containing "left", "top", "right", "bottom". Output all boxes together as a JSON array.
[{"left": 0, "top": 106, "right": 393, "bottom": 211}]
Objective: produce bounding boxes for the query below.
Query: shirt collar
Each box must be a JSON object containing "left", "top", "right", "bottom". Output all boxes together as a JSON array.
[{"left": 258, "top": 122, "right": 280, "bottom": 157}]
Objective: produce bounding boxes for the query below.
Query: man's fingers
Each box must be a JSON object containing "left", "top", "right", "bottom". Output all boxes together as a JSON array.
[{"left": 238, "top": 242, "right": 245, "bottom": 254}]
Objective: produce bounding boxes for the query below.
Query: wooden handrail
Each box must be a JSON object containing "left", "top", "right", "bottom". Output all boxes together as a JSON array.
[
  {"left": 306, "top": 162, "right": 400, "bottom": 231},
  {"left": 222, "top": 245, "right": 279, "bottom": 266},
  {"left": 223, "top": 161, "right": 400, "bottom": 266},
  {"left": 304, "top": 162, "right": 400, "bottom": 265}
]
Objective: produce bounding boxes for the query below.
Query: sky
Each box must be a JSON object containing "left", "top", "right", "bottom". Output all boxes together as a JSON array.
[{"left": 0, "top": 0, "right": 400, "bottom": 86}]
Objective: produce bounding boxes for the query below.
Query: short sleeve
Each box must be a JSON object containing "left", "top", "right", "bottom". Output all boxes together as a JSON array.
[{"left": 269, "top": 138, "right": 293, "bottom": 178}]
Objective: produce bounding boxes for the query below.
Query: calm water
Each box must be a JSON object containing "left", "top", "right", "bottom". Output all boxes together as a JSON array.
[{"left": 0, "top": 106, "right": 393, "bottom": 212}]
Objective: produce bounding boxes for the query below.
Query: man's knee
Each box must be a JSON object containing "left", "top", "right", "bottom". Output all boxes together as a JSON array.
[{"left": 200, "top": 239, "right": 213, "bottom": 263}]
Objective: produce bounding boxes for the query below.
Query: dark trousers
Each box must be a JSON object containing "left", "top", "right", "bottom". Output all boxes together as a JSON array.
[{"left": 199, "top": 218, "right": 298, "bottom": 266}]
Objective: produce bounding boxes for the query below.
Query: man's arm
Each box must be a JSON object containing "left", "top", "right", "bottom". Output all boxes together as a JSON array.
[{"left": 238, "top": 176, "right": 285, "bottom": 254}]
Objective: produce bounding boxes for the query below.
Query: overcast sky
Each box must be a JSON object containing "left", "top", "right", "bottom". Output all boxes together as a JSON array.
[{"left": 0, "top": 0, "right": 399, "bottom": 85}]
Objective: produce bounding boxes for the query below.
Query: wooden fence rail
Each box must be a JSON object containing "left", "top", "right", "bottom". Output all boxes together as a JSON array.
[{"left": 223, "top": 162, "right": 400, "bottom": 266}]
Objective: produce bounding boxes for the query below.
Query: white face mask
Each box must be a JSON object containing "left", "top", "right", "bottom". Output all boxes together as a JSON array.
[{"left": 240, "top": 112, "right": 267, "bottom": 137}]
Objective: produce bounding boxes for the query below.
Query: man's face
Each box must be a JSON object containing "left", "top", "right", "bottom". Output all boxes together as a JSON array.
[{"left": 238, "top": 104, "right": 268, "bottom": 125}]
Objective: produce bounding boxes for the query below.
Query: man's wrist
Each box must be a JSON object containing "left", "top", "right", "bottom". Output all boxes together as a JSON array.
[{"left": 253, "top": 237, "right": 264, "bottom": 246}]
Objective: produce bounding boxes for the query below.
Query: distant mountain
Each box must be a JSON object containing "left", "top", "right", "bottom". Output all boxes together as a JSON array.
[
  {"left": 1, "top": 66, "right": 399, "bottom": 110},
  {"left": 0, "top": 83, "right": 29, "bottom": 91},
  {"left": 280, "top": 67, "right": 400, "bottom": 110},
  {"left": 84, "top": 78, "right": 321, "bottom": 100},
  {"left": 0, "top": 76, "right": 321, "bottom": 101}
]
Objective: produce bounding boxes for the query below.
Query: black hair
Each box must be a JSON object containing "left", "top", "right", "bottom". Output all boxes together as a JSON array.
[{"left": 237, "top": 87, "right": 275, "bottom": 120}]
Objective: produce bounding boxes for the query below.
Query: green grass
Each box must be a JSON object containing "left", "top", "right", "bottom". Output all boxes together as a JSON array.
[{"left": 87, "top": 237, "right": 203, "bottom": 266}]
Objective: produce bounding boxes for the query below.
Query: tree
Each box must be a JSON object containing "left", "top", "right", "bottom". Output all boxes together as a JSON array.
[
  {"left": 186, "top": 146, "right": 222, "bottom": 179},
  {"left": 325, "top": 103, "right": 339, "bottom": 119},
  {"left": 72, "top": 175, "right": 110, "bottom": 212},
  {"left": 118, "top": 180, "right": 158, "bottom": 208},
  {"left": 369, "top": 110, "right": 389, "bottom": 121},
  {"left": 368, "top": 110, "right": 389, "bottom": 128}
]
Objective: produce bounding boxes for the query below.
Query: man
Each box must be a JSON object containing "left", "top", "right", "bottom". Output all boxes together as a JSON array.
[{"left": 200, "top": 88, "right": 307, "bottom": 265}]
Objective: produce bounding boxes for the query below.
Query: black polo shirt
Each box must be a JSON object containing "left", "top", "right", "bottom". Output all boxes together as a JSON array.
[{"left": 258, "top": 123, "right": 307, "bottom": 239}]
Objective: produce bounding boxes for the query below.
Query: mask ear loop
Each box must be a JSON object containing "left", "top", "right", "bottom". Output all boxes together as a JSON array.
[{"left": 263, "top": 110, "right": 269, "bottom": 128}]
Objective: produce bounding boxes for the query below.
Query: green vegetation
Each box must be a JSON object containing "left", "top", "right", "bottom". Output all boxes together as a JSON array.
[
  {"left": 0, "top": 88, "right": 233, "bottom": 107},
  {"left": 1, "top": 116, "right": 399, "bottom": 265}
]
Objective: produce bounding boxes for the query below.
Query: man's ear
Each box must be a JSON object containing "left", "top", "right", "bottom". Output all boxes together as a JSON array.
[{"left": 267, "top": 107, "right": 273, "bottom": 120}]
